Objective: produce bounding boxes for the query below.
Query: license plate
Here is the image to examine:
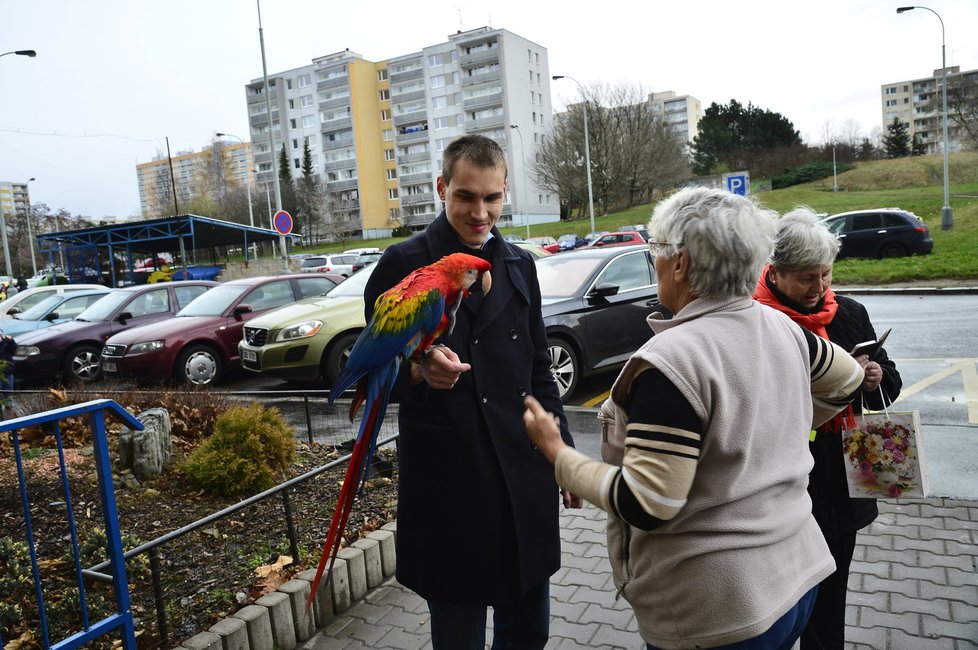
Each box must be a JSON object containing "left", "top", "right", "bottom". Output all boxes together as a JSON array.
[
  {"left": 242, "top": 350, "right": 257, "bottom": 362},
  {"left": 103, "top": 362, "right": 117, "bottom": 372}
]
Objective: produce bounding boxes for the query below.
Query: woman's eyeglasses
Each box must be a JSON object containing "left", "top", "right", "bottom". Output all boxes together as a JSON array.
[{"left": 647, "top": 239, "right": 676, "bottom": 257}]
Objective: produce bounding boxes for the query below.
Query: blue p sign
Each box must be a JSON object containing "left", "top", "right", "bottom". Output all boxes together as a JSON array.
[{"left": 726, "top": 174, "right": 747, "bottom": 195}]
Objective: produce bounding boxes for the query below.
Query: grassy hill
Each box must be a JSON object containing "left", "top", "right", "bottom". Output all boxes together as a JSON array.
[{"left": 302, "top": 151, "right": 978, "bottom": 284}]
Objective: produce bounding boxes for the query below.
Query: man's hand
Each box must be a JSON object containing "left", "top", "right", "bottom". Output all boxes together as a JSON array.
[
  {"left": 523, "top": 395, "right": 567, "bottom": 464},
  {"left": 561, "top": 489, "right": 584, "bottom": 509},
  {"left": 413, "top": 345, "right": 470, "bottom": 390},
  {"left": 855, "top": 354, "right": 884, "bottom": 392}
]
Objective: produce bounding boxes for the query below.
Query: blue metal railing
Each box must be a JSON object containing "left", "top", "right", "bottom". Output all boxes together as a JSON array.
[{"left": 1, "top": 399, "right": 141, "bottom": 650}]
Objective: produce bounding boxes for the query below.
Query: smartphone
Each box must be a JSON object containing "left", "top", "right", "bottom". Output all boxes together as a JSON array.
[{"left": 850, "top": 327, "right": 892, "bottom": 359}]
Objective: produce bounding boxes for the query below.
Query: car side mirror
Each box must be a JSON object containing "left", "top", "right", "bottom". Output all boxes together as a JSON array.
[
  {"left": 7, "top": 307, "right": 20, "bottom": 316},
  {"left": 45, "top": 312, "right": 59, "bottom": 321},
  {"left": 116, "top": 311, "right": 133, "bottom": 323},
  {"left": 233, "top": 304, "right": 253, "bottom": 317},
  {"left": 592, "top": 241, "right": 604, "bottom": 246},
  {"left": 587, "top": 283, "right": 619, "bottom": 302}
]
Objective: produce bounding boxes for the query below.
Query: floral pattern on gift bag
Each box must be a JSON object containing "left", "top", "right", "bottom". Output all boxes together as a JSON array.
[{"left": 842, "top": 407, "right": 928, "bottom": 498}]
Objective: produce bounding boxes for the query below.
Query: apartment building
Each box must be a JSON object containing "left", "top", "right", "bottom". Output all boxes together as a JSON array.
[
  {"left": 0, "top": 181, "right": 32, "bottom": 222},
  {"left": 136, "top": 141, "right": 253, "bottom": 217},
  {"left": 245, "top": 27, "right": 560, "bottom": 240},
  {"left": 881, "top": 66, "right": 977, "bottom": 154},
  {"left": 647, "top": 91, "right": 703, "bottom": 148}
]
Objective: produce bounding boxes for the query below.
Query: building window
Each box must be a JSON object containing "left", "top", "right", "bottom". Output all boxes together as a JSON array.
[
  {"left": 384, "top": 148, "right": 395, "bottom": 161},
  {"left": 388, "top": 188, "right": 399, "bottom": 199},
  {"left": 431, "top": 96, "right": 448, "bottom": 109},
  {"left": 302, "top": 115, "right": 316, "bottom": 128},
  {"left": 431, "top": 75, "right": 446, "bottom": 89},
  {"left": 258, "top": 162, "right": 272, "bottom": 172},
  {"left": 532, "top": 112, "right": 537, "bottom": 124},
  {"left": 294, "top": 158, "right": 300, "bottom": 169},
  {"left": 287, "top": 79, "right": 293, "bottom": 90},
  {"left": 535, "top": 53, "right": 539, "bottom": 64},
  {"left": 433, "top": 115, "right": 456, "bottom": 129},
  {"left": 292, "top": 139, "right": 298, "bottom": 149},
  {"left": 290, "top": 118, "right": 297, "bottom": 129},
  {"left": 386, "top": 169, "right": 397, "bottom": 180},
  {"left": 298, "top": 74, "right": 311, "bottom": 88},
  {"left": 383, "top": 129, "right": 394, "bottom": 141},
  {"left": 885, "top": 87, "right": 897, "bottom": 95},
  {"left": 381, "top": 109, "right": 391, "bottom": 121},
  {"left": 300, "top": 95, "right": 314, "bottom": 108},
  {"left": 377, "top": 68, "right": 388, "bottom": 81},
  {"left": 538, "top": 194, "right": 543, "bottom": 204},
  {"left": 288, "top": 99, "right": 295, "bottom": 109},
  {"left": 380, "top": 89, "right": 390, "bottom": 101},
  {"left": 528, "top": 49, "right": 533, "bottom": 62},
  {"left": 389, "top": 208, "right": 401, "bottom": 220}
]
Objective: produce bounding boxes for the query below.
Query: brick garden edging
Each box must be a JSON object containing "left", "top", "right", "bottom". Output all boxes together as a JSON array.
[{"left": 174, "top": 522, "right": 397, "bottom": 650}]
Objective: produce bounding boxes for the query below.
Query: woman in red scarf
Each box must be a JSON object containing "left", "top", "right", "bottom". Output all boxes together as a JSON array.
[{"left": 754, "top": 207, "right": 902, "bottom": 649}]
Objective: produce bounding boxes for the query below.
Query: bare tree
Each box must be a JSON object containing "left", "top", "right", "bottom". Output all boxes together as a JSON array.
[{"left": 945, "top": 71, "right": 978, "bottom": 151}]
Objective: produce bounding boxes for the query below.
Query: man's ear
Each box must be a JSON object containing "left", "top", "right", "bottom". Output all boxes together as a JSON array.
[{"left": 436, "top": 176, "right": 446, "bottom": 201}]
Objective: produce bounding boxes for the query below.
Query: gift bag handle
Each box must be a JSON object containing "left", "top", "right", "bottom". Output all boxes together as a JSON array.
[{"left": 860, "top": 385, "right": 891, "bottom": 417}]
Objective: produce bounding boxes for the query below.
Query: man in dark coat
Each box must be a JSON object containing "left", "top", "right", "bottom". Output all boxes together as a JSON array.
[{"left": 365, "top": 135, "right": 579, "bottom": 649}]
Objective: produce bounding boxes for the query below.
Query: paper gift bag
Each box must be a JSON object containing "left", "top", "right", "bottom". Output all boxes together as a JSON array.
[{"left": 842, "top": 406, "right": 928, "bottom": 499}]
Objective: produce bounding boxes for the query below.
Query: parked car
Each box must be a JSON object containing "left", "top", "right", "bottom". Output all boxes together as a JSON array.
[
  {"left": 584, "top": 231, "right": 610, "bottom": 245},
  {"left": 0, "top": 289, "right": 112, "bottom": 337},
  {"left": 535, "top": 244, "right": 659, "bottom": 401},
  {"left": 0, "top": 284, "right": 108, "bottom": 320},
  {"left": 101, "top": 273, "right": 343, "bottom": 386},
  {"left": 351, "top": 251, "right": 383, "bottom": 273},
  {"left": 501, "top": 234, "right": 525, "bottom": 243},
  {"left": 239, "top": 265, "right": 375, "bottom": 386},
  {"left": 822, "top": 208, "right": 934, "bottom": 259},
  {"left": 510, "top": 240, "right": 551, "bottom": 258},
  {"left": 526, "top": 236, "right": 560, "bottom": 254},
  {"left": 12, "top": 281, "right": 217, "bottom": 385},
  {"left": 557, "top": 233, "right": 587, "bottom": 252},
  {"left": 587, "top": 231, "right": 649, "bottom": 248},
  {"left": 300, "top": 254, "right": 357, "bottom": 277},
  {"left": 343, "top": 247, "right": 381, "bottom": 256}
]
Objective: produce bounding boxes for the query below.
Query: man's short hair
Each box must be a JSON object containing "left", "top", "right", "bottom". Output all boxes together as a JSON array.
[{"left": 441, "top": 135, "right": 508, "bottom": 185}]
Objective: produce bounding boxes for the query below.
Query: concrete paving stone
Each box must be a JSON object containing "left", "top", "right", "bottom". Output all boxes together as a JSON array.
[
  {"left": 851, "top": 544, "right": 865, "bottom": 562},
  {"left": 301, "top": 633, "right": 351, "bottom": 650},
  {"left": 944, "top": 539, "right": 978, "bottom": 559},
  {"left": 849, "top": 559, "right": 891, "bottom": 579},
  {"left": 548, "top": 618, "right": 600, "bottom": 645},
  {"left": 550, "top": 599, "right": 588, "bottom": 622},
  {"left": 363, "top": 584, "right": 393, "bottom": 604},
  {"left": 583, "top": 542, "right": 610, "bottom": 558},
  {"left": 375, "top": 605, "right": 431, "bottom": 634},
  {"left": 569, "top": 585, "right": 619, "bottom": 606},
  {"left": 374, "top": 628, "right": 429, "bottom": 650},
  {"left": 576, "top": 529, "right": 610, "bottom": 545},
  {"left": 343, "top": 600, "right": 394, "bottom": 625},
  {"left": 941, "top": 516, "right": 978, "bottom": 532},
  {"left": 578, "top": 603, "right": 635, "bottom": 628},
  {"left": 920, "top": 614, "right": 978, "bottom": 643},
  {"left": 883, "top": 501, "right": 921, "bottom": 515},
  {"left": 559, "top": 527, "right": 582, "bottom": 543},
  {"left": 847, "top": 589, "right": 888, "bottom": 611},
  {"left": 919, "top": 526, "right": 974, "bottom": 544},
  {"left": 890, "top": 561, "right": 948, "bottom": 583},
  {"left": 347, "top": 620, "right": 394, "bottom": 646},
  {"left": 862, "top": 574, "right": 920, "bottom": 598},
  {"left": 563, "top": 567, "right": 610, "bottom": 589},
  {"left": 858, "top": 609, "right": 921, "bottom": 635},
  {"left": 864, "top": 545, "right": 920, "bottom": 566},
  {"left": 895, "top": 513, "right": 946, "bottom": 529},
  {"left": 209, "top": 616, "right": 249, "bottom": 650},
  {"left": 866, "top": 520, "right": 919, "bottom": 539},
  {"left": 887, "top": 629, "right": 957, "bottom": 649},
  {"left": 890, "top": 593, "right": 953, "bottom": 618},
  {"left": 551, "top": 566, "right": 571, "bottom": 583},
  {"left": 920, "top": 580, "right": 978, "bottom": 603},
  {"left": 560, "top": 552, "right": 603, "bottom": 572},
  {"left": 589, "top": 624, "right": 644, "bottom": 649},
  {"left": 950, "top": 600, "right": 978, "bottom": 624},
  {"left": 232, "top": 604, "right": 275, "bottom": 650},
  {"left": 566, "top": 514, "right": 607, "bottom": 533},
  {"left": 892, "top": 535, "right": 948, "bottom": 554},
  {"left": 323, "top": 616, "right": 354, "bottom": 638},
  {"left": 947, "top": 567, "right": 978, "bottom": 587},
  {"left": 918, "top": 550, "right": 977, "bottom": 571}
]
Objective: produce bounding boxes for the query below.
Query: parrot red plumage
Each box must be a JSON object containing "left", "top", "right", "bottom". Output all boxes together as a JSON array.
[{"left": 305, "top": 252, "right": 492, "bottom": 613}]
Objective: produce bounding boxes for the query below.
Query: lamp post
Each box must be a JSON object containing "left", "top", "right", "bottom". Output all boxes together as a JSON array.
[
  {"left": 509, "top": 125, "right": 530, "bottom": 239},
  {"left": 216, "top": 133, "right": 255, "bottom": 227},
  {"left": 552, "top": 75, "right": 595, "bottom": 234},
  {"left": 897, "top": 5, "right": 952, "bottom": 230},
  {"left": 24, "top": 178, "right": 37, "bottom": 275},
  {"left": 0, "top": 49, "right": 36, "bottom": 278}
]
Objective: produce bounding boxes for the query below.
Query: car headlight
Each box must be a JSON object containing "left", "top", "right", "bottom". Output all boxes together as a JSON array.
[
  {"left": 127, "top": 340, "right": 165, "bottom": 354},
  {"left": 275, "top": 320, "right": 324, "bottom": 342},
  {"left": 15, "top": 345, "right": 39, "bottom": 356}
]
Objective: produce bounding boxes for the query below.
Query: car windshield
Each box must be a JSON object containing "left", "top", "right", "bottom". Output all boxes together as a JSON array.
[
  {"left": 75, "top": 291, "right": 130, "bottom": 322},
  {"left": 16, "top": 295, "right": 63, "bottom": 320},
  {"left": 177, "top": 284, "right": 249, "bottom": 317},
  {"left": 328, "top": 264, "right": 375, "bottom": 298},
  {"left": 558, "top": 235, "right": 577, "bottom": 243},
  {"left": 535, "top": 256, "right": 604, "bottom": 298},
  {"left": 301, "top": 257, "right": 327, "bottom": 269}
]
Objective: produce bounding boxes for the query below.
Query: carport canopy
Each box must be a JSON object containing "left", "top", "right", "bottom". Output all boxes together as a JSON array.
[{"left": 35, "top": 214, "right": 295, "bottom": 285}]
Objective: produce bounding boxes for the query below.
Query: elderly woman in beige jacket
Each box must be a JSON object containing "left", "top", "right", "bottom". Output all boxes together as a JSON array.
[{"left": 524, "top": 187, "right": 865, "bottom": 650}]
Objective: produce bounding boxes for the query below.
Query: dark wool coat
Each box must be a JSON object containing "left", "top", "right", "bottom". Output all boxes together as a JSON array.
[
  {"left": 813, "top": 295, "right": 903, "bottom": 539},
  {"left": 364, "top": 212, "right": 572, "bottom": 606}
]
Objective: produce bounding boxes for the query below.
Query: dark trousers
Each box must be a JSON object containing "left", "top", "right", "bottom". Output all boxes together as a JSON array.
[
  {"left": 426, "top": 580, "right": 550, "bottom": 650},
  {"left": 646, "top": 585, "right": 818, "bottom": 650},
  {"left": 801, "top": 532, "right": 858, "bottom": 649}
]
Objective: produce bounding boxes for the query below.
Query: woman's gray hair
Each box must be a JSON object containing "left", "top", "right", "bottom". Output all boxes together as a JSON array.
[
  {"left": 648, "top": 187, "right": 777, "bottom": 299},
  {"left": 771, "top": 206, "right": 841, "bottom": 273}
]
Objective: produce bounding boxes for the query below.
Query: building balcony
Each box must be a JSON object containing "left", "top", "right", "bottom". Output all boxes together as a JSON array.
[
  {"left": 463, "top": 92, "right": 503, "bottom": 111},
  {"left": 403, "top": 212, "right": 437, "bottom": 227},
  {"left": 327, "top": 178, "right": 359, "bottom": 191},
  {"left": 324, "top": 137, "right": 355, "bottom": 151},
  {"left": 400, "top": 192, "right": 434, "bottom": 206},
  {"left": 393, "top": 110, "right": 428, "bottom": 127},
  {"left": 397, "top": 150, "right": 430, "bottom": 163},
  {"left": 396, "top": 128, "right": 429, "bottom": 143},
  {"left": 459, "top": 49, "right": 499, "bottom": 68},
  {"left": 465, "top": 114, "right": 506, "bottom": 131},
  {"left": 324, "top": 158, "right": 357, "bottom": 171},
  {"left": 391, "top": 89, "right": 427, "bottom": 103},
  {"left": 249, "top": 112, "right": 277, "bottom": 126},
  {"left": 321, "top": 116, "right": 353, "bottom": 131},
  {"left": 319, "top": 96, "right": 352, "bottom": 111},
  {"left": 316, "top": 74, "right": 349, "bottom": 91},
  {"left": 389, "top": 66, "right": 424, "bottom": 84},
  {"left": 399, "top": 171, "right": 432, "bottom": 185},
  {"left": 461, "top": 71, "right": 500, "bottom": 87}
]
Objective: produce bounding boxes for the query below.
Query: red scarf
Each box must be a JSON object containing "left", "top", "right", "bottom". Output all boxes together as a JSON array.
[{"left": 753, "top": 265, "right": 853, "bottom": 433}]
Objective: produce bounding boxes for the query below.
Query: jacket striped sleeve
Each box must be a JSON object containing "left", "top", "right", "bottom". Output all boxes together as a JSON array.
[{"left": 802, "top": 328, "right": 864, "bottom": 428}]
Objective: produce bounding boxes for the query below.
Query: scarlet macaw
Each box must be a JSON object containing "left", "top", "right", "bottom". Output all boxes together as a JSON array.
[{"left": 306, "top": 252, "right": 492, "bottom": 611}]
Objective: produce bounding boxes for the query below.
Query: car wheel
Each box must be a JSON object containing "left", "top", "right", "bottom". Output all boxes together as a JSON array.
[
  {"left": 177, "top": 345, "right": 222, "bottom": 386},
  {"left": 880, "top": 242, "right": 907, "bottom": 258},
  {"left": 547, "top": 337, "right": 578, "bottom": 402},
  {"left": 323, "top": 331, "right": 361, "bottom": 390},
  {"left": 63, "top": 345, "right": 102, "bottom": 383}
]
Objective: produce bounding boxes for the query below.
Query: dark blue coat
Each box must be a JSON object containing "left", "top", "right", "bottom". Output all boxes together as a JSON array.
[{"left": 365, "top": 212, "right": 572, "bottom": 605}]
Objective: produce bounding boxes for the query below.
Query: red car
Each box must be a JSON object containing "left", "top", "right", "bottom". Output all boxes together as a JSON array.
[
  {"left": 526, "top": 236, "right": 560, "bottom": 254},
  {"left": 587, "top": 231, "right": 650, "bottom": 248},
  {"left": 101, "top": 273, "right": 343, "bottom": 385}
]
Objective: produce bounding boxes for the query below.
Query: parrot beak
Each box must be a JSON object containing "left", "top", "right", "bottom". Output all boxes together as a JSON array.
[{"left": 481, "top": 270, "right": 492, "bottom": 295}]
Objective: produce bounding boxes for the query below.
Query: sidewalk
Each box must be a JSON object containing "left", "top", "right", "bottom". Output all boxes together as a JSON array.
[{"left": 301, "top": 498, "right": 978, "bottom": 649}]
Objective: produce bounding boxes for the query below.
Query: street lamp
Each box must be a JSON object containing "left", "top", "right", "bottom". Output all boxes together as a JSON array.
[
  {"left": 897, "top": 5, "right": 953, "bottom": 230},
  {"left": 509, "top": 125, "right": 530, "bottom": 238},
  {"left": 216, "top": 133, "right": 255, "bottom": 227},
  {"left": 256, "top": 0, "right": 287, "bottom": 271},
  {"left": 552, "top": 75, "right": 595, "bottom": 234},
  {"left": 24, "top": 178, "right": 37, "bottom": 275},
  {"left": 0, "top": 49, "right": 36, "bottom": 278},
  {"left": 0, "top": 50, "right": 36, "bottom": 59}
]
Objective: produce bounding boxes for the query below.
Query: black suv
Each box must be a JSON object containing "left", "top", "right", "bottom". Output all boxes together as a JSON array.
[{"left": 822, "top": 209, "right": 934, "bottom": 259}]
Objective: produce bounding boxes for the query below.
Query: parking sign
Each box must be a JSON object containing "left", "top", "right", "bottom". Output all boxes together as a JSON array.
[{"left": 723, "top": 172, "right": 750, "bottom": 196}]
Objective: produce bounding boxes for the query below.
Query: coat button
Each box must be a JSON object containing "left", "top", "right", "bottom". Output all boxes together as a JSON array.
[
  {"left": 480, "top": 393, "right": 488, "bottom": 404},
  {"left": 473, "top": 338, "right": 478, "bottom": 345},
  {"left": 509, "top": 329, "right": 518, "bottom": 339},
  {"left": 518, "top": 386, "right": 527, "bottom": 397}
]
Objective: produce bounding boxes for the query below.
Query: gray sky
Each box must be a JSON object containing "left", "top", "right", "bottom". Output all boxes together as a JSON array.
[{"left": 2, "top": 0, "right": 976, "bottom": 219}]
